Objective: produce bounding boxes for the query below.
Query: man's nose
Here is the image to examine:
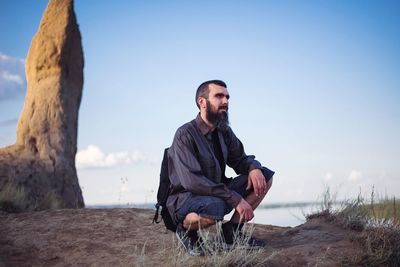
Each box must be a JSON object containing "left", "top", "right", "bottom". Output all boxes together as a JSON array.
[{"left": 222, "top": 96, "right": 229, "bottom": 105}]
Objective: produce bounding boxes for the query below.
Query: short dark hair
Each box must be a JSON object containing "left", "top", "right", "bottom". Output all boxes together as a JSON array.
[{"left": 195, "top": 80, "right": 227, "bottom": 109}]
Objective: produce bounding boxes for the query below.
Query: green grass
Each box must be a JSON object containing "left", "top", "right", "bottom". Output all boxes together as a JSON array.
[
  {"left": 365, "top": 198, "right": 400, "bottom": 225},
  {"left": 0, "top": 181, "right": 27, "bottom": 212},
  {"left": 0, "top": 180, "right": 61, "bottom": 212}
]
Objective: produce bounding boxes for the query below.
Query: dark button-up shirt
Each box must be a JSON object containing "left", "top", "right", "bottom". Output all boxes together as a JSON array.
[{"left": 166, "top": 113, "right": 265, "bottom": 223}]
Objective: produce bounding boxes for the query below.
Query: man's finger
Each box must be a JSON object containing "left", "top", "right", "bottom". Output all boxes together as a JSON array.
[
  {"left": 245, "top": 211, "right": 250, "bottom": 222},
  {"left": 242, "top": 212, "right": 248, "bottom": 223},
  {"left": 249, "top": 210, "right": 254, "bottom": 222},
  {"left": 261, "top": 177, "right": 267, "bottom": 192},
  {"left": 254, "top": 177, "right": 261, "bottom": 196},
  {"left": 246, "top": 178, "right": 252, "bottom": 191},
  {"left": 257, "top": 174, "right": 266, "bottom": 193},
  {"left": 238, "top": 210, "right": 244, "bottom": 223}
]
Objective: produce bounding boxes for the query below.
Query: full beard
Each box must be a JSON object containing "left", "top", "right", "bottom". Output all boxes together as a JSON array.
[{"left": 206, "top": 100, "right": 230, "bottom": 131}]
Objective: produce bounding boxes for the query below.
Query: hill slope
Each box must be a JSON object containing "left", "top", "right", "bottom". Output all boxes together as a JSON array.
[{"left": 0, "top": 208, "right": 362, "bottom": 266}]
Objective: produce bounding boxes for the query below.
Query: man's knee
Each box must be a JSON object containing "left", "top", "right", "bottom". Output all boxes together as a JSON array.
[
  {"left": 183, "top": 212, "right": 217, "bottom": 230},
  {"left": 199, "top": 216, "right": 217, "bottom": 228}
]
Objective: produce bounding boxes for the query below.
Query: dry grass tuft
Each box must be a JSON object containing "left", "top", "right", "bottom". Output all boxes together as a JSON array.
[
  {"left": 196, "top": 222, "right": 269, "bottom": 266},
  {"left": 349, "top": 226, "right": 400, "bottom": 267},
  {"left": 133, "top": 222, "right": 270, "bottom": 267},
  {"left": 307, "top": 187, "right": 400, "bottom": 267}
]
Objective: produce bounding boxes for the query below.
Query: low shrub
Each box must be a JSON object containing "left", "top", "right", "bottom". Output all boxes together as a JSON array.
[{"left": 0, "top": 181, "right": 27, "bottom": 212}]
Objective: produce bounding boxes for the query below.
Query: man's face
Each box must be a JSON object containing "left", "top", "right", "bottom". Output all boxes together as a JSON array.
[{"left": 205, "top": 84, "right": 230, "bottom": 129}]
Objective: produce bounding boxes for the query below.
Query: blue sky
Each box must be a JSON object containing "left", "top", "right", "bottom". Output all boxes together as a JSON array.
[{"left": 1, "top": 0, "right": 399, "bottom": 205}]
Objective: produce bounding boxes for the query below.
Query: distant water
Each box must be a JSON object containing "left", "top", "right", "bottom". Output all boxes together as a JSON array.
[
  {"left": 223, "top": 205, "right": 318, "bottom": 227},
  {"left": 87, "top": 203, "right": 322, "bottom": 227},
  {"left": 253, "top": 207, "right": 311, "bottom": 227},
  {"left": 87, "top": 203, "right": 155, "bottom": 209}
]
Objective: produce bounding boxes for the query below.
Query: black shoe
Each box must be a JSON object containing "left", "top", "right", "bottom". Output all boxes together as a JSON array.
[
  {"left": 222, "top": 222, "right": 266, "bottom": 250},
  {"left": 239, "top": 232, "right": 266, "bottom": 249},
  {"left": 175, "top": 224, "right": 205, "bottom": 256},
  {"left": 221, "top": 222, "right": 235, "bottom": 247}
]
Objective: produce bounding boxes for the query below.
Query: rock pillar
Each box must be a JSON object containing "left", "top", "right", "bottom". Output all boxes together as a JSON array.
[{"left": 0, "top": 0, "right": 84, "bottom": 211}]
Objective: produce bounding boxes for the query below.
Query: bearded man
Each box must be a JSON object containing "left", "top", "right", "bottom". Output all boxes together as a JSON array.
[{"left": 166, "top": 80, "right": 274, "bottom": 256}]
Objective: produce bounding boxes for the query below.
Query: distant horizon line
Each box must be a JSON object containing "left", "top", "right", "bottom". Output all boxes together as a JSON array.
[{"left": 85, "top": 200, "right": 345, "bottom": 210}]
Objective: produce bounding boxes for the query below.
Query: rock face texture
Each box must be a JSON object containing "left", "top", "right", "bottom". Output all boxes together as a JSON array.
[{"left": 0, "top": 0, "right": 84, "bottom": 210}]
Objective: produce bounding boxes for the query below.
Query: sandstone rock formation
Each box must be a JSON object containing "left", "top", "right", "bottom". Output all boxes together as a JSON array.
[{"left": 0, "top": 0, "right": 84, "bottom": 210}]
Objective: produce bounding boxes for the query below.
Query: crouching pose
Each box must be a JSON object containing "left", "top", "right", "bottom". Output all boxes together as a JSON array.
[{"left": 167, "top": 80, "right": 274, "bottom": 256}]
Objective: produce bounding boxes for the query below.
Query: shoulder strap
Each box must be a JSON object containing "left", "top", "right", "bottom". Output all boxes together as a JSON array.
[{"left": 153, "top": 147, "right": 169, "bottom": 224}]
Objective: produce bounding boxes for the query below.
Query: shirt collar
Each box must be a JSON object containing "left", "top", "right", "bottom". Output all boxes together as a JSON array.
[{"left": 195, "top": 113, "right": 213, "bottom": 136}]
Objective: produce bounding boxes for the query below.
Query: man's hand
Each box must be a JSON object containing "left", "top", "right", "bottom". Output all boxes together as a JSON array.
[
  {"left": 247, "top": 168, "right": 266, "bottom": 197},
  {"left": 235, "top": 198, "right": 254, "bottom": 223}
]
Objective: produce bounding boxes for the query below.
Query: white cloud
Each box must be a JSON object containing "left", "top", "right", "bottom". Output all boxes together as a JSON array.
[
  {"left": 348, "top": 169, "right": 362, "bottom": 181},
  {"left": 0, "top": 53, "right": 24, "bottom": 64},
  {"left": 324, "top": 172, "right": 333, "bottom": 181},
  {"left": 76, "top": 145, "right": 147, "bottom": 169},
  {"left": 2, "top": 71, "right": 23, "bottom": 85},
  {"left": 0, "top": 54, "right": 11, "bottom": 61},
  {"left": 0, "top": 52, "right": 26, "bottom": 100}
]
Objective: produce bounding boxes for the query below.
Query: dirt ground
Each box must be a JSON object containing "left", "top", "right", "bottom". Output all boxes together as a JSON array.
[{"left": 0, "top": 208, "right": 363, "bottom": 266}]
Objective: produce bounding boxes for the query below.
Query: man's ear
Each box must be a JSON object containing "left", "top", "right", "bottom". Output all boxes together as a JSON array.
[{"left": 198, "top": 97, "right": 206, "bottom": 109}]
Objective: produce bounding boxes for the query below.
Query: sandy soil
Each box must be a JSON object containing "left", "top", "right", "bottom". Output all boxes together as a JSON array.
[{"left": 0, "top": 208, "right": 363, "bottom": 266}]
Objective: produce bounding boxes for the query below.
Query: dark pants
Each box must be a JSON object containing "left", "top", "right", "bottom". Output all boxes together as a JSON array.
[{"left": 176, "top": 167, "right": 273, "bottom": 222}]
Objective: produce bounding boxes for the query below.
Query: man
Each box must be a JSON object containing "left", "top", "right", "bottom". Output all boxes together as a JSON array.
[{"left": 167, "top": 80, "right": 274, "bottom": 255}]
